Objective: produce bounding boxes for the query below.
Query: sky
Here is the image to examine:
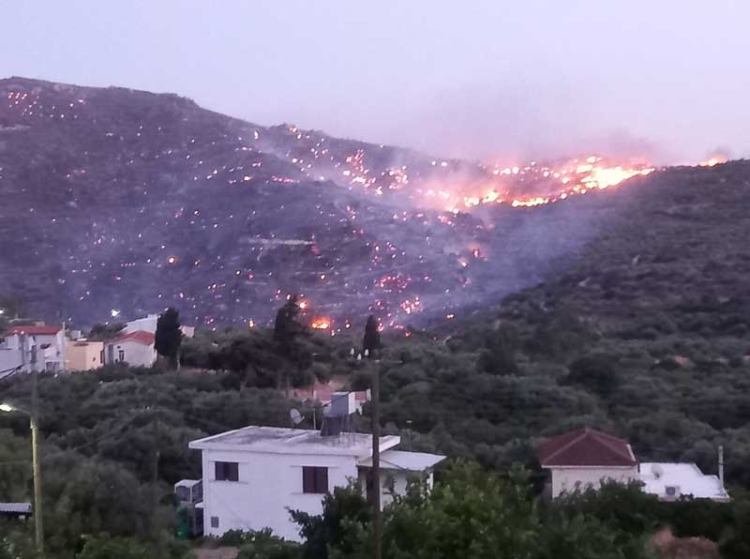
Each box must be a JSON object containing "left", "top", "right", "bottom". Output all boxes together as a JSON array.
[{"left": 2, "top": 0, "right": 749, "bottom": 164}]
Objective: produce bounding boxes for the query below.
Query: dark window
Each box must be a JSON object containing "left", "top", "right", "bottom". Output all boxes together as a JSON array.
[
  {"left": 215, "top": 461, "right": 239, "bottom": 482},
  {"left": 210, "top": 516, "right": 219, "bottom": 528},
  {"left": 303, "top": 466, "right": 328, "bottom": 494},
  {"left": 118, "top": 349, "right": 125, "bottom": 362}
]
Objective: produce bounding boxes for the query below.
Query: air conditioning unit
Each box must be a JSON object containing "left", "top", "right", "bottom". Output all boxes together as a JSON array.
[{"left": 665, "top": 485, "right": 680, "bottom": 498}]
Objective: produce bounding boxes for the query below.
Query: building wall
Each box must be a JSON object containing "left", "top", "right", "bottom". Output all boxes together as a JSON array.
[
  {"left": 124, "top": 315, "right": 159, "bottom": 334},
  {"left": 66, "top": 341, "right": 104, "bottom": 371},
  {"left": 3, "top": 334, "right": 63, "bottom": 372},
  {"left": 105, "top": 340, "right": 156, "bottom": 367},
  {"left": 551, "top": 466, "right": 638, "bottom": 498},
  {"left": 201, "top": 448, "right": 361, "bottom": 541},
  {"left": 0, "top": 348, "right": 23, "bottom": 374}
]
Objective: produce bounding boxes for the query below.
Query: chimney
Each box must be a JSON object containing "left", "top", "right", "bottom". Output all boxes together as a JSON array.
[{"left": 718, "top": 445, "right": 725, "bottom": 488}]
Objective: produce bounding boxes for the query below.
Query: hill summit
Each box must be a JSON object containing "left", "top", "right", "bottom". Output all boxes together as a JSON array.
[{"left": 0, "top": 77, "right": 743, "bottom": 330}]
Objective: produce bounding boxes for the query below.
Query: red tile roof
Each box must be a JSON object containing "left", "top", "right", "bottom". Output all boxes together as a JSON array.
[
  {"left": 110, "top": 330, "right": 155, "bottom": 346},
  {"left": 5, "top": 325, "right": 61, "bottom": 336},
  {"left": 539, "top": 427, "right": 637, "bottom": 467}
]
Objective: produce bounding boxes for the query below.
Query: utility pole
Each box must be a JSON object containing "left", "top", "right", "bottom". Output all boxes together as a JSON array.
[
  {"left": 31, "top": 365, "right": 44, "bottom": 554},
  {"left": 371, "top": 360, "right": 382, "bottom": 559},
  {"left": 718, "top": 445, "right": 725, "bottom": 489}
]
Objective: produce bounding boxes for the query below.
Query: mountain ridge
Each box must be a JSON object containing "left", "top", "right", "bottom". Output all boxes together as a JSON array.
[{"left": 0, "top": 77, "right": 731, "bottom": 330}]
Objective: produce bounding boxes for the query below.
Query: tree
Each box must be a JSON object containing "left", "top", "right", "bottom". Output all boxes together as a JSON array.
[
  {"left": 562, "top": 354, "right": 621, "bottom": 398},
  {"left": 477, "top": 324, "right": 519, "bottom": 376},
  {"left": 274, "top": 296, "right": 303, "bottom": 346},
  {"left": 155, "top": 308, "right": 182, "bottom": 370},
  {"left": 362, "top": 315, "right": 382, "bottom": 359},
  {"left": 87, "top": 323, "right": 125, "bottom": 342}
]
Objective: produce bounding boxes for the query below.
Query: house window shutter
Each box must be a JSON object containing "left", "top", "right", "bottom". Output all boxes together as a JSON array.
[
  {"left": 316, "top": 466, "right": 328, "bottom": 493},
  {"left": 215, "top": 461, "right": 239, "bottom": 482},
  {"left": 303, "top": 466, "right": 328, "bottom": 493},
  {"left": 303, "top": 466, "right": 315, "bottom": 493}
]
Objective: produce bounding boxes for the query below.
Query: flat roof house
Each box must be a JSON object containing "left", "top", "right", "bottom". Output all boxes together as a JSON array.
[{"left": 189, "top": 425, "right": 444, "bottom": 541}]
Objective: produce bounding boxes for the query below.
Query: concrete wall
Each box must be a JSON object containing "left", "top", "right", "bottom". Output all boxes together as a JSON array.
[
  {"left": 66, "top": 341, "right": 104, "bottom": 371},
  {"left": 124, "top": 315, "right": 158, "bottom": 334},
  {"left": 105, "top": 340, "right": 156, "bottom": 367},
  {"left": 201, "top": 448, "right": 360, "bottom": 541},
  {"left": 551, "top": 466, "right": 639, "bottom": 498}
]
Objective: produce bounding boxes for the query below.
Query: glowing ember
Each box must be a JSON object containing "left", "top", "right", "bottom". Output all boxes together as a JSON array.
[{"left": 166, "top": 255, "right": 178, "bottom": 265}]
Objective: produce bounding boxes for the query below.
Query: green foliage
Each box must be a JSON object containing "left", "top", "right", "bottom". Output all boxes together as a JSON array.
[
  {"left": 76, "top": 534, "right": 193, "bottom": 559},
  {"left": 291, "top": 484, "right": 371, "bottom": 559},
  {"left": 220, "top": 530, "right": 300, "bottom": 559},
  {"left": 156, "top": 308, "right": 182, "bottom": 370},
  {"left": 563, "top": 354, "right": 621, "bottom": 398},
  {"left": 86, "top": 323, "right": 125, "bottom": 342},
  {"left": 293, "top": 463, "right": 657, "bottom": 559}
]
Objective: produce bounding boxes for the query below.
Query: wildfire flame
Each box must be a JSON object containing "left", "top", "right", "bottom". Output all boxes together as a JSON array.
[
  {"left": 699, "top": 155, "right": 728, "bottom": 167},
  {"left": 311, "top": 317, "right": 331, "bottom": 329}
]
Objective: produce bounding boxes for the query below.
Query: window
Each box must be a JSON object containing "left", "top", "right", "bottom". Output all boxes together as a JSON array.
[
  {"left": 118, "top": 349, "right": 125, "bottom": 362},
  {"left": 215, "top": 461, "right": 239, "bottom": 482},
  {"left": 210, "top": 516, "right": 219, "bottom": 529},
  {"left": 303, "top": 466, "right": 328, "bottom": 494}
]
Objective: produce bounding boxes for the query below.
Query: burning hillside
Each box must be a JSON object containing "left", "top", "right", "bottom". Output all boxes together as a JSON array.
[{"left": 0, "top": 77, "right": 737, "bottom": 330}]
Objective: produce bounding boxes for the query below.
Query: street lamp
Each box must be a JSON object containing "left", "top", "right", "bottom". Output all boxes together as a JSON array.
[{"left": 0, "top": 400, "right": 44, "bottom": 553}]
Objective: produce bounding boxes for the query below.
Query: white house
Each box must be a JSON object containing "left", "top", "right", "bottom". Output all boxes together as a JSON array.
[
  {"left": 639, "top": 463, "right": 729, "bottom": 502},
  {"left": 188, "top": 425, "right": 445, "bottom": 541},
  {"left": 540, "top": 428, "right": 729, "bottom": 502},
  {"left": 124, "top": 314, "right": 195, "bottom": 338},
  {"left": 539, "top": 427, "right": 639, "bottom": 498},
  {"left": 1, "top": 325, "right": 65, "bottom": 373},
  {"left": 103, "top": 330, "right": 157, "bottom": 367}
]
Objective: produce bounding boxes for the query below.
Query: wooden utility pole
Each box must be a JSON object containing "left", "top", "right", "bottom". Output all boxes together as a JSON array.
[
  {"left": 371, "top": 361, "right": 382, "bottom": 559},
  {"left": 31, "top": 365, "right": 44, "bottom": 554}
]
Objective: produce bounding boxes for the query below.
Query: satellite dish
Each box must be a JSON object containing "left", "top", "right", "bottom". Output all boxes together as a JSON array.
[
  {"left": 651, "top": 464, "right": 664, "bottom": 479},
  {"left": 290, "top": 408, "right": 303, "bottom": 426}
]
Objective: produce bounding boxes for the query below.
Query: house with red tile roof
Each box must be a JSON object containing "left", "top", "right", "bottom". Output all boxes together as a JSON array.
[
  {"left": 103, "top": 330, "right": 157, "bottom": 368},
  {"left": 539, "top": 427, "right": 638, "bottom": 498}
]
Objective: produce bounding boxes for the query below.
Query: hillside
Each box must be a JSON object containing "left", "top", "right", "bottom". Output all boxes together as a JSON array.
[{"left": 1, "top": 77, "right": 648, "bottom": 328}]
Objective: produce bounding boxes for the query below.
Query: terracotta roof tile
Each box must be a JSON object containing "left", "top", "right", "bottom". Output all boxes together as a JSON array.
[
  {"left": 5, "top": 325, "right": 61, "bottom": 336},
  {"left": 110, "top": 330, "right": 155, "bottom": 346},
  {"left": 539, "top": 427, "right": 637, "bottom": 467}
]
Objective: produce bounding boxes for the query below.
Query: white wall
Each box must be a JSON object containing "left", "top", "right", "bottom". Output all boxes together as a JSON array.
[
  {"left": 106, "top": 340, "right": 157, "bottom": 367},
  {"left": 201, "top": 449, "right": 360, "bottom": 541},
  {"left": 124, "top": 315, "right": 158, "bottom": 334},
  {"left": 551, "top": 466, "right": 638, "bottom": 498}
]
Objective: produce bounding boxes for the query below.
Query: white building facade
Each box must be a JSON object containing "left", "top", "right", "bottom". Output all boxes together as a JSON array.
[
  {"left": 1, "top": 325, "right": 65, "bottom": 373},
  {"left": 189, "top": 426, "right": 444, "bottom": 541},
  {"left": 104, "top": 331, "right": 157, "bottom": 367}
]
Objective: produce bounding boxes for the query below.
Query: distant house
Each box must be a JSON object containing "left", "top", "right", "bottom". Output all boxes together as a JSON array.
[
  {"left": 188, "top": 424, "right": 445, "bottom": 541},
  {"left": 639, "top": 463, "right": 729, "bottom": 502},
  {"left": 290, "top": 381, "right": 371, "bottom": 414},
  {"left": 539, "top": 428, "right": 729, "bottom": 502},
  {"left": 0, "top": 502, "right": 31, "bottom": 520},
  {"left": 539, "top": 427, "right": 638, "bottom": 498},
  {"left": 65, "top": 339, "right": 104, "bottom": 371},
  {"left": 124, "top": 314, "right": 195, "bottom": 338},
  {"left": 103, "top": 330, "right": 157, "bottom": 367},
  {"left": 1, "top": 324, "right": 65, "bottom": 372}
]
